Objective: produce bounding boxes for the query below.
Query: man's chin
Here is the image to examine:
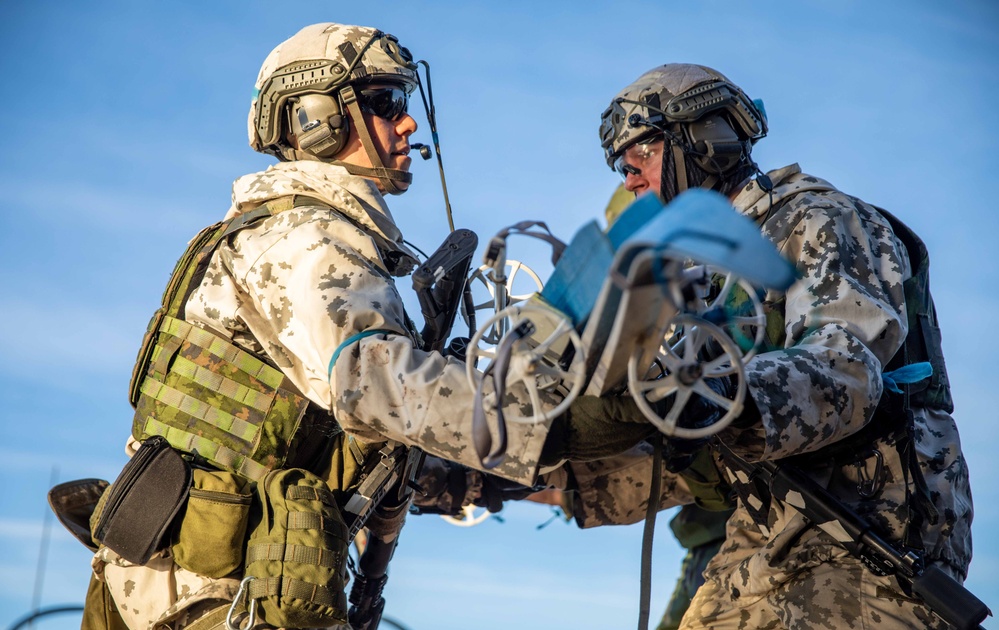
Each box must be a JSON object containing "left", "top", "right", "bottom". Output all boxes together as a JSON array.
[
  {"left": 373, "top": 175, "right": 411, "bottom": 195},
  {"left": 388, "top": 180, "right": 411, "bottom": 195}
]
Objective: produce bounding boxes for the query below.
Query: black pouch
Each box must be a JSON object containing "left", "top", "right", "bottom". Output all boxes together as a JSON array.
[{"left": 92, "top": 436, "right": 192, "bottom": 564}]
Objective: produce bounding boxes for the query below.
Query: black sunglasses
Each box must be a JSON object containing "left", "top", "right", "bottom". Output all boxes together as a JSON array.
[{"left": 357, "top": 86, "right": 410, "bottom": 121}]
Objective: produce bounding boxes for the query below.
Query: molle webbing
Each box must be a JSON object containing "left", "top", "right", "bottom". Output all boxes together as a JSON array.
[
  {"left": 246, "top": 576, "right": 341, "bottom": 609},
  {"left": 129, "top": 201, "right": 338, "bottom": 480},
  {"left": 243, "top": 468, "right": 350, "bottom": 626},
  {"left": 133, "top": 314, "right": 310, "bottom": 481}
]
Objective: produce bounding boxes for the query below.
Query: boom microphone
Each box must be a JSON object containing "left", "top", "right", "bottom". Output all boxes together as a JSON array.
[{"left": 410, "top": 143, "right": 432, "bottom": 160}]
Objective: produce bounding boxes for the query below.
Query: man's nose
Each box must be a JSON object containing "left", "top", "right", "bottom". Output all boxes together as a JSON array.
[
  {"left": 623, "top": 171, "right": 645, "bottom": 194},
  {"left": 396, "top": 114, "right": 417, "bottom": 136}
]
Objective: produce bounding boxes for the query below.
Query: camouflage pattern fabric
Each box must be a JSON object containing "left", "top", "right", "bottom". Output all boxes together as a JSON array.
[
  {"left": 658, "top": 511, "right": 728, "bottom": 630},
  {"left": 656, "top": 505, "right": 732, "bottom": 630},
  {"left": 94, "top": 159, "right": 556, "bottom": 629},
  {"left": 568, "top": 165, "right": 973, "bottom": 627},
  {"left": 92, "top": 546, "right": 240, "bottom": 630},
  {"left": 194, "top": 160, "right": 552, "bottom": 483},
  {"left": 680, "top": 545, "right": 952, "bottom": 630}
]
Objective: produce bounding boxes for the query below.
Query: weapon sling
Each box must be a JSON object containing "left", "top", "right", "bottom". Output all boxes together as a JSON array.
[{"left": 724, "top": 449, "right": 990, "bottom": 630}]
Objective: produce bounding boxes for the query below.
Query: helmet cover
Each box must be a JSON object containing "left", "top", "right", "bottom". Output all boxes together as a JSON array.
[{"left": 249, "top": 23, "right": 419, "bottom": 154}]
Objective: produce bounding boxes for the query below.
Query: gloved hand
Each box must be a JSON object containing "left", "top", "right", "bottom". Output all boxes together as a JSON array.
[
  {"left": 410, "top": 455, "right": 477, "bottom": 516},
  {"left": 676, "top": 374, "right": 733, "bottom": 431},
  {"left": 410, "top": 456, "right": 541, "bottom": 515},
  {"left": 473, "top": 474, "right": 540, "bottom": 513},
  {"left": 663, "top": 375, "right": 760, "bottom": 470},
  {"left": 539, "top": 394, "right": 659, "bottom": 466},
  {"left": 676, "top": 374, "right": 760, "bottom": 432},
  {"left": 657, "top": 374, "right": 732, "bottom": 471}
]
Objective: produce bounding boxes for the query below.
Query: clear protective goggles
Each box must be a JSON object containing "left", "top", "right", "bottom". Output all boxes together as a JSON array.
[
  {"left": 612, "top": 138, "right": 663, "bottom": 180},
  {"left": 357, "top": 86, "right": 410, "bottom": 121}
]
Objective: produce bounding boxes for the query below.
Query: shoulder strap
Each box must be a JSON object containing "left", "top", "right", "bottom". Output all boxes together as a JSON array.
[
  {"left": 868, "top": 205, "right": 953, "bottom": 411},
  {"left": 128, "top": 207, "right": 275, "bottom": 406}
]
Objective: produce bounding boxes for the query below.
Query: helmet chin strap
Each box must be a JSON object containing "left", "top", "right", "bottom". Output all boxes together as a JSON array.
[
  {"left": 661, "top": 128, "right": 719, "bottom": 203},
  {"left": 279, "top": 146, "right": 413, "bottom": 195},
  {"left": 670, "top": 141, "right": 688, "bottom": 196},
  {"left": 338, "top": 85, "right": 413, "bottom": 195}
]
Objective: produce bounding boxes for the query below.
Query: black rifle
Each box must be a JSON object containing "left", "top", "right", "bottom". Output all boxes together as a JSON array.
[
  {"left": 736, "top": 456, "right": 990, "bottom": 630},
  {"left": 347, "top": 229, "right": 477, "bottom": 630}
]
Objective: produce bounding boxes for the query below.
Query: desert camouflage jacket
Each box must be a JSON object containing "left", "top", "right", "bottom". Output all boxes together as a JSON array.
[
  {"left": 569, "top": 165, "right": 972, "bottom": 590},
  {"left": 98, "top": 161, "right": 557, "bottom": 630},
  {"left": 184, "top": 160, "right": 550, "bottom": 484}
]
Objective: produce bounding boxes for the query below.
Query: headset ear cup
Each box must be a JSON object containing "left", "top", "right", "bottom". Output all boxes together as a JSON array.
[
  {"left": 685, "top": 115, "right": 744, "bottom": 174},
  {"left": 288, "top": 93, "right": 349, "bottom": 159}
]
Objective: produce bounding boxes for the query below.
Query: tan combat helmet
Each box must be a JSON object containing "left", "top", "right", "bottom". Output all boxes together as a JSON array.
[
  {"left": 249, "top": 23, "right": 420, "bottom": 194},
  {"left": 598, "top": 64, "right": 768, "bottom": 199}
]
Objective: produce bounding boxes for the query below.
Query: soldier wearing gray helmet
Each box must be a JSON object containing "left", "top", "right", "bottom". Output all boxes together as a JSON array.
[
  {"left": 570, "top": 64, "right": 974, "bottom": 629},
  {"left": 78, "top": 23, "right": 653, "bottom": 630}
]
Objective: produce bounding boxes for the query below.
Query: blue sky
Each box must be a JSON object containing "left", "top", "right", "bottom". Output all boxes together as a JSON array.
[{"left": 1, "top": 1, "right": 997, "bottom": 628}]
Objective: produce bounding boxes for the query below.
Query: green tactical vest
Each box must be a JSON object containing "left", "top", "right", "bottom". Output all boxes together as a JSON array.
[{"left": 129, "top": 197, "right": 342, "bottom": 482}]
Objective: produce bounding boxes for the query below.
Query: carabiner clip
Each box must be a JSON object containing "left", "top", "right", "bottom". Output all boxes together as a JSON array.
[
  {"left": 854, "top": 449, "right": 886, "bottom": 499},
  {"left": 225, "top": 576, "right": 258, "bottom": 630}
]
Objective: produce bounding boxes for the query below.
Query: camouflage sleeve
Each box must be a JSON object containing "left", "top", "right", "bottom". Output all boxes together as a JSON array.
[
  {"left": 721, "top": 191, "right": 909, "bottom": 461},
  {"left": 567, "top": 442, "right": 695, "bottom": 528},
  {"left": 218, "top": 209, "right": 548, "bottom": 485}
]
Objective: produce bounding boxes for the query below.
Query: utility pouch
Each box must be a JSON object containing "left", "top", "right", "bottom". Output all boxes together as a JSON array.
[
  {"left": 172, "top": 468, "right": 253, "bottom": 578},
  {"left": 240, "top": 468, "right": 349, "bottom": 628},
  {"left": 48, "top": 478, "right": 109, "bottom": 552},
  {"left": 92, "top": 436, "right": 192, "bottom": 564}
]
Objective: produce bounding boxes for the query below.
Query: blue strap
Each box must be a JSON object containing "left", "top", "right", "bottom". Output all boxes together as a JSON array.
[
  {"left": 883, "top": 361, "right": 933, "bottom": 394},
  {"left": 328, "top": 329, "right": 395, "bottom": 378}
]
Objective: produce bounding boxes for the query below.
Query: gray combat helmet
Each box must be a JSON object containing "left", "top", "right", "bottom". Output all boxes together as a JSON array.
[
  {"left": 599, "top": 64, "right": 767, "bottom": 201},
  {"left": 248, "top": 23, "right": 420, "bottom": 194}
]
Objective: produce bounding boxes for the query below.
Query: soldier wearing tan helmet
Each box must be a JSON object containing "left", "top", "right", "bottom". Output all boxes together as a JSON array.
[
  {"left": 567, "top": 63, "right": 974, "bottom": 629},
  {"left": 248, "top": 23, "right": 421, "bottom": 195},
  {"left": 79, "top": 23, "right": 654, "bottom": 630}
]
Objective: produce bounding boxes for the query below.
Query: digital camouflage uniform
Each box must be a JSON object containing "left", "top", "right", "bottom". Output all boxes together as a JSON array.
[
  {"left": 92, "top": 160, "right": 555, "bottom": 630},
  {"left": 569, "top": 165, "right": 973, "bottom": 629},
  {"left": 657, "top": 505, "right": 733, "bottom": 630}
]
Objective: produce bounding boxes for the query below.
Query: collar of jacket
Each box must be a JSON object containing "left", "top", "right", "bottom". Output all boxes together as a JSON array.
[
  {"left": 731, "top": 163, "right": 839, "bottom": 224},
  {"left": 225, "top": 160, "right": 421, "bottom": 271}
]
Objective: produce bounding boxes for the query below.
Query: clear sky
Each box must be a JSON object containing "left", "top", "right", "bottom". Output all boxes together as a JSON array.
[{"left": 1, "top": 1, "right": 997, "bottom": 628}]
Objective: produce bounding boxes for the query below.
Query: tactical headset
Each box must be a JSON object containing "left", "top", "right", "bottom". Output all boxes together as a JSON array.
[
  {"left": 600, "top": 68, "right": 768, "bottom": 199},
  {"left": 251, "top": 28, "right": 421, "bottom": 194}
]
